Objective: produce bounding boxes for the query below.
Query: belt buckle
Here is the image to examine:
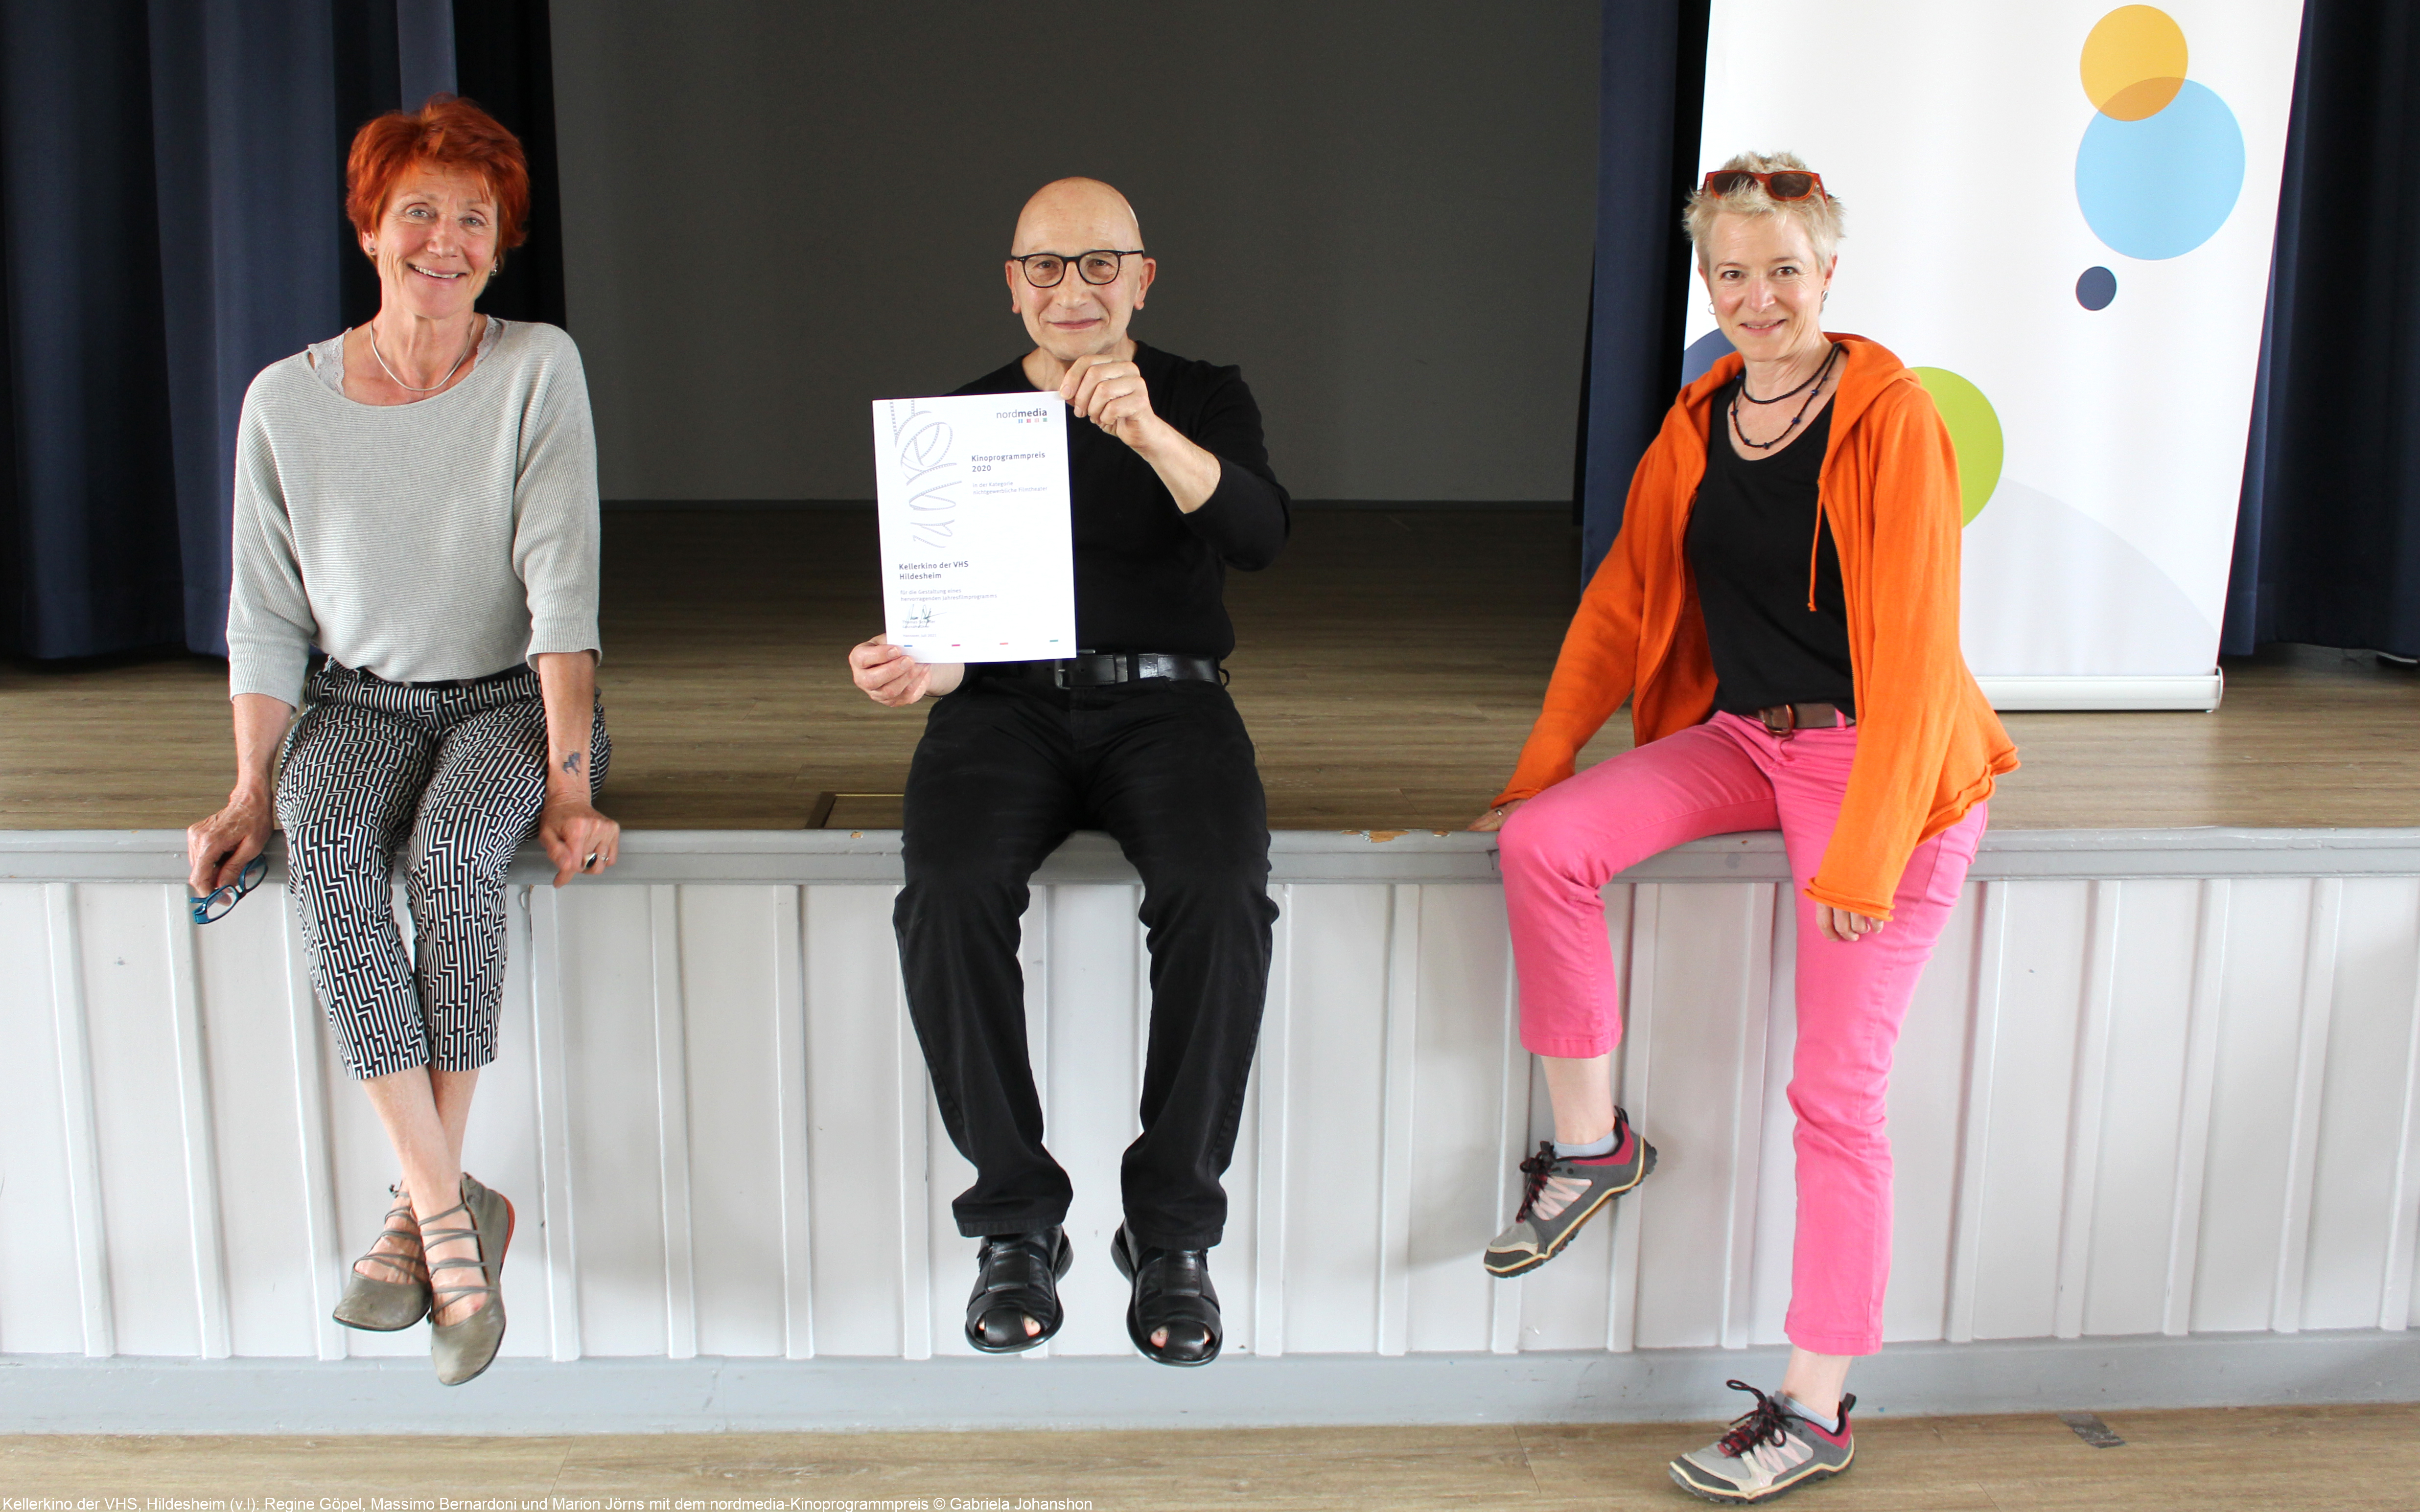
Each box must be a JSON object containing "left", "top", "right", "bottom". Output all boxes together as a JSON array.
[
  {"left": 1760, "top": 704, "right": 1796, "bottom": 736},
  {"left": 1050, "top": 659, "right": 1074, "bottom": 691}
]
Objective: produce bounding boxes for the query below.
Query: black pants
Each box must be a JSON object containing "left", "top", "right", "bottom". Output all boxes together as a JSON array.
[{"left": 895, "top": 671, "right": 1278, "bottom": 1251}]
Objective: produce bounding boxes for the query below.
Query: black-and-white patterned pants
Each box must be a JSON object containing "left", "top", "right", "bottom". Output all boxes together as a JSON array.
[{"left": 278, "top": 659, "right": 609, "bottom": 1079}]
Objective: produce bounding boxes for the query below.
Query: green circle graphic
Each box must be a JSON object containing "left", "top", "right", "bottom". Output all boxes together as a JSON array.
[{"left": 1911, "top": 367, "right": 2004, "bottom": 524}]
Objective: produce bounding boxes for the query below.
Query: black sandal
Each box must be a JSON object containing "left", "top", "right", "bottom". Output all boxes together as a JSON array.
[
  {"left": 964, "top": 1226, "right": 1073, "bottom": 1353},
  {"left": 1111, "top": 1223, "right": 1222, "bottom": 1367}
]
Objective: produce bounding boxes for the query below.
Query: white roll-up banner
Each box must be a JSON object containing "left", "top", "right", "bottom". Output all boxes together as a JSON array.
[{"left": 1685, "top": 3, "right": 2305, "bottom": 709}]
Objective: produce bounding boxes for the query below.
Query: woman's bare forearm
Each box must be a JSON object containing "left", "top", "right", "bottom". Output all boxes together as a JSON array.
[
  {"left": 190, "top": 693, "right": 293, "bottom": 891},
  {"left": 229, "top": 693, "right": 295, "bottom": 802},
  {"left": 533, "top": 651, "right": 600, "bottom": 803}
]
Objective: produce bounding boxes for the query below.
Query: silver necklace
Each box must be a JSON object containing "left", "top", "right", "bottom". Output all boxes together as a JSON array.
[{"left": 367, "top": 318, "right": 479, "bottom": 393}]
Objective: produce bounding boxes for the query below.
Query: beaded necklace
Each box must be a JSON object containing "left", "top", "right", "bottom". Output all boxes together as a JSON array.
[{"left": 1729, "top": 344, "right": 1839, "bottom": 452}]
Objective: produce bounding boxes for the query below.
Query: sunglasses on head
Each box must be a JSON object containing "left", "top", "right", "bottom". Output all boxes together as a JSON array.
[{"left": 1702, "top": 169, "right": 1825, "bottom": 201}]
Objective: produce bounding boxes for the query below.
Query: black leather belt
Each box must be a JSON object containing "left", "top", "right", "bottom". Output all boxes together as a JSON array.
[
  {"left": 321, "top": 657, "right": 531, "bottom": 691},
  {"left": 991, "top": 652, "right": 1222, "bottom": 690},
  {"left": 1758, "top": 701, "right": 1855, "bottom": 734}
]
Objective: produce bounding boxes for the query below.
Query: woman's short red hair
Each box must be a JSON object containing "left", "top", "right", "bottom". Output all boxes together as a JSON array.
[{"left": 346, "top": 94, "right": 531, "bottom": 250}]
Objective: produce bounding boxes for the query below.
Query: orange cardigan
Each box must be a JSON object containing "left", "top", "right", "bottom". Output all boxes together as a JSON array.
[{"left": 1492, "top": 334, "right": 2019, "bottom": 918}]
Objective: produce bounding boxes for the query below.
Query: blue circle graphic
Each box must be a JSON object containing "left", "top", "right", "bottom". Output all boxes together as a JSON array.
[
  {"left": 1680, "top": 328, "right": 1737, "bottom": 385},
  {"left": 2075, "top": 79, "right": 2245, "bottom": 259},
  {"left": 2076, "top": 266, "right": 2117, "bottom": 309}
]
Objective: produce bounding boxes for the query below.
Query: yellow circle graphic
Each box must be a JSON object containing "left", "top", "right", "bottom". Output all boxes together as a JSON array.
[{"left": 2081, "top": 5, "right": 2188, "bottom": 120}]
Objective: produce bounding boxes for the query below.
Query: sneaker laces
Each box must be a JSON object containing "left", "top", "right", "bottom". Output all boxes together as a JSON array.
[
  {"left": 1512, "top": 1142, "right": 1560, "bottom": 1221},
  {"left": 1716, "top": 1380, "right": 1793, "bottom": 1458},
  {"left": 1513, "top": 1112, "right": 1629, "bottom": 1223}
]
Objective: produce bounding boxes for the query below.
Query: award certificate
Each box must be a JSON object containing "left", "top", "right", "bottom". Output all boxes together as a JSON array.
[{"left": 872, "top": 391, "right": 1077, "bottom": 663}]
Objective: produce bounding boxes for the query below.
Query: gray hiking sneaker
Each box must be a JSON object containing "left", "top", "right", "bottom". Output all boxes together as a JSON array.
[
  {"left": 1483, "top": 1108, "right": 1656, "bottom": 1277},
  {"left": 1669, "top": 1381, "right": 1856, "bottom": 1503}
]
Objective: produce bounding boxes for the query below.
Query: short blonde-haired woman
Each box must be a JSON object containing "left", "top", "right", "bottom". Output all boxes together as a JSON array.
[{"left": 1474, "top": 152, "right": 2017, "bottom": 1503}]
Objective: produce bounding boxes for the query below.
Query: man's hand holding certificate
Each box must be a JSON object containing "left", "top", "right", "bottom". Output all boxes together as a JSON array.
[{"left": 871, "top": 390, "right": 1077, "bottom": 664}]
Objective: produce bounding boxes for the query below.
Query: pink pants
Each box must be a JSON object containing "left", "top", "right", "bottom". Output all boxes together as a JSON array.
[{"left": 1498, "top": 711, "right": 1985, "bottom": 1355}]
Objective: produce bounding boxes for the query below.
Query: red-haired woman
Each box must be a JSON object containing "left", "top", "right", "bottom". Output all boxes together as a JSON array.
[{"left": 185, "top": 95, "right": 617, "bottom": 1386}]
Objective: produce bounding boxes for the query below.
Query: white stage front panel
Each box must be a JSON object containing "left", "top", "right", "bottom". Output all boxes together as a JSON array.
[{"left": 3, "top": 831, "right": 2415, "bottom": 1377}]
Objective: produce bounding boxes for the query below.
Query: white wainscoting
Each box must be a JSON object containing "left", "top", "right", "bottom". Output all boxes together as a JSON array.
[{"left": 2, "top": 829, "right": 2417, "bottom": 1420}]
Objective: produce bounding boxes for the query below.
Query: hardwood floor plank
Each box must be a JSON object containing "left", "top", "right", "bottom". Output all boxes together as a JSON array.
[
  {"left": 4, "top": 509, "right": 2414, "bottom": 833},
  {"left": 1519, "top": 1419, "right": 2002, "bottom": 1511},
  {"left": 555, "top": 1425, "right": 1545, "bottom": 1507},
  {"left": 0, "top": 1433, "right": 574, "bottom": 1496},
  {"left": 1, "top": 1406, "right": 2412, "bottom": 1507}
]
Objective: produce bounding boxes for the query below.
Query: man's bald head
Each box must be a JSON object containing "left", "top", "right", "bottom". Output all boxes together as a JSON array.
[
  {"left": 1004, "top": 177, "right": 1155, "bottom": 370},
  {"left": 1012, "top": 177, "right": 1142, "bottom": 254}
]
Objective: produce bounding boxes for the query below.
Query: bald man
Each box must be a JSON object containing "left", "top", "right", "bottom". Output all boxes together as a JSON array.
[{"left": 849, "top": 179, "right": 1288, "bottom": 1367}]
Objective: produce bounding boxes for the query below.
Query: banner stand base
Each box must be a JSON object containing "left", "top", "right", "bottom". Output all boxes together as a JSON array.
[{"left": 1977, "top": 673, "right": 2224, "bottom": 711}]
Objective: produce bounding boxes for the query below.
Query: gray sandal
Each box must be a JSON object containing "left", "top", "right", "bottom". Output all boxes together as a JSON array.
[
  {"left": 424, "top": 1175, "right": 513, "bottom": 1386},
  {"left": 331, "top": 1185, "right": 431, "bottom": 1331}
]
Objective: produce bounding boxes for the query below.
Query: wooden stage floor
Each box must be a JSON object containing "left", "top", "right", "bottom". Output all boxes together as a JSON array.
[
  {"left": 3, "top": 508, "right": 2416, "bottom": 833},
  {"left": 6, "top": 1406, "right": 2418, "bottom": 1509}
]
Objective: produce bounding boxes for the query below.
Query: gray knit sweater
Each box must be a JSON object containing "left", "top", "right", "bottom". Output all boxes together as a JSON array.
[{"left": 225, "top": 318, "right": 602, "bottom": 703}]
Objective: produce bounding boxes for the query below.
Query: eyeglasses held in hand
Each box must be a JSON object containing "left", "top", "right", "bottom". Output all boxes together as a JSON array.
[
  {"left": 1011, "top": 249, "right": 1146, "bottom": 288},
  {"left": 192, "top": 853, "right": 268, "bottom": 925},
  {"left": 1701, "top": 169, "right": 1826, "bottom": 201}
]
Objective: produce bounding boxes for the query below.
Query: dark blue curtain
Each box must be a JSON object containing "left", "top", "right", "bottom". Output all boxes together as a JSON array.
[
  {"left": 0, "top": 0, "right": 558, "bottom": 662},
  {"left": 1, "top": 0, "right": 211, "bottom": 659},
  {"left": 451, "top": 0, "right": 566, "bottom": 332},
  {"left": 2224, "top": 0, "right": 2420, "bottom": 659},
  {"left": 1575, "top": 0, "right": 1710, "bottom": 581}
]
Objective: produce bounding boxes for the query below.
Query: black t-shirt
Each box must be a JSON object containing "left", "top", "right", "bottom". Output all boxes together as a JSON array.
[
  {"left": 952, "top": 342, "right": 1290, "bottom": 659},
  {"left": 1684, "top": 377, "right": 1856, "bottom": 717}
]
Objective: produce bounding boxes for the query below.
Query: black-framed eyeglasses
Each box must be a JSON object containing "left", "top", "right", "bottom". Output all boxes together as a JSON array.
[
  {"left": 1011, "top": 249, "right": 1146, "bottom": 287},
  {"left": 191, "top": 853, "right": 268, "bottom": 925}
]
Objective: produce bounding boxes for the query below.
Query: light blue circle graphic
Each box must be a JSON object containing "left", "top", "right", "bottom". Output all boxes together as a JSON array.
[{"left": 2075, "top": 79, "right": 2245, "bottom": 260}]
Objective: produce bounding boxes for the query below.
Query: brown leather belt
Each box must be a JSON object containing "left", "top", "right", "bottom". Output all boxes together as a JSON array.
[{"left": 1757, "top": 701, "right": 1855, "bottom": 734}]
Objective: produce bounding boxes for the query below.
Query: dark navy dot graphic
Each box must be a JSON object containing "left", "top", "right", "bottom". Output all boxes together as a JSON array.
[{"left": 2076, "top": 266, "right": 2118, "bottom": 310}]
